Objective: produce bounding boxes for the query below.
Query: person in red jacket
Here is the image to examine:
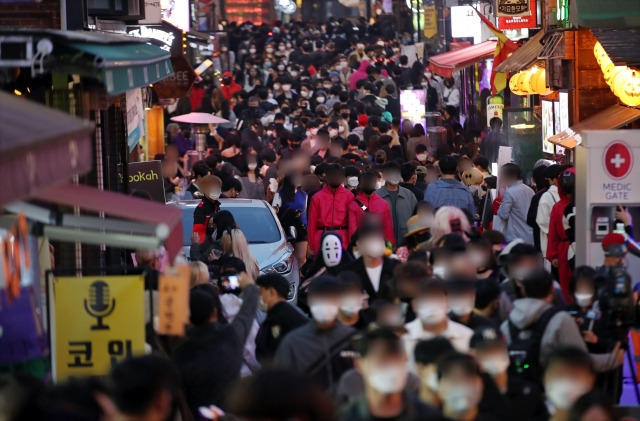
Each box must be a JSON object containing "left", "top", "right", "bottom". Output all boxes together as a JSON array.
[
  {"left": 546, "top": 168, "right": 575, "bottom": 302},
  {"left": 220, "top": 71, "right": 241, "bottom": 101},
  {"left": 192, "top": 175, "right": 222, "bottom": 244},
  {"left": 348, "top": 171, "right": 395, "bottom": 247},
  {"left": 308, "top": 164, "right": 354, "bottom": 256}
]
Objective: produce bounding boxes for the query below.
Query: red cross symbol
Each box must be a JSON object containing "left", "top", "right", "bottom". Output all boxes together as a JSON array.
[{"left": 603, "top": 141, "right": 633, "bottom": 180}]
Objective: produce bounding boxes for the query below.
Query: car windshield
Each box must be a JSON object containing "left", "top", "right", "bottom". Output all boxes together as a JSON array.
[{"left": 180, "top": 204, "right": 282, "bottom": 245}]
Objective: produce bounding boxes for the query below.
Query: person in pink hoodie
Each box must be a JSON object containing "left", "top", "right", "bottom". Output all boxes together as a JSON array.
[{"left": 349, "top": 59, "right": 370, "bottom": 91}]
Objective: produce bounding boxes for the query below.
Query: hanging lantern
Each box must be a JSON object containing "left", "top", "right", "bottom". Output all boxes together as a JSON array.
[
  {"left": 620, "top": 71, "right": 640, "bottom": 106},
  {"left": 532, "top": 68, "right": 552, "bottom": 95},
  {"left": 518, "top": 69, "right": 534, "bottom": 94},
  {"left": 594, "top": 41, "right": 610, "bottom": 68},
  {"left": 509, "top": 73, "right": 522, "bottom": 95}
]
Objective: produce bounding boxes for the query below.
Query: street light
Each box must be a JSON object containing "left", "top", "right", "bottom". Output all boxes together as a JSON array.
[{"left": 171, "top": 112, "right": 229, "bottom": 160}]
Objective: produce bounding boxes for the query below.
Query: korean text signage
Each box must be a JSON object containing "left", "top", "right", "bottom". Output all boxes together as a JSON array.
[
  {"left": 51, "top": 275, "right": 145, "bottom": 381},
  {"left": 126, "top": 89, "right": 144, "bottom": 153},
  {"left": 497, "top": 0, "right": 530, "bottom": 17},
  {"left": 587, "top": 136, "right": 638, "bottom": 203},
  {"left": 118, "top": 161, "right": 166, "bottom": 203},
  {"left": 498, "top": 0, "right": 537, "bottom": 29},
  {"left": 157, "top": 265, "right": 190, "bottom": 336}
]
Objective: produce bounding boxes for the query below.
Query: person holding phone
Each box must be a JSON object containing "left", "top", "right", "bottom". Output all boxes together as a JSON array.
[{"left": 173, "top": 270, "right": 258, "bottom": 416}]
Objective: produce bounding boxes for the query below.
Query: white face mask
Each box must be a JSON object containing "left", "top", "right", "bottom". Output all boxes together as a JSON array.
[
  {"left": 424, "top": 71, "right": 432, "bottom": 78},
  {"left": 480, "top": 355, "right": 510, "bottom": 376},
  {"left": 249, "top": 48, "right": 257, "bottom": 54},
  {"left": 432, "top": 265, "right": 447, "bottom": 279},
  {"left": 329, "top": 129, "right": 339, "bottom": 138},
  {"left": 323, "top": 83, "right": 332, "bottom": 89},
  {"left": 300, "top": 90, "right": 309, "bottom": 98},
  {"left": 310, "top": 128, "right": 319, "bottom": 136},
  {"left": 386, "top": 173, "right": 402, "bottom": 186},
  {"left": 279, "top": 45, "right": 286, "bottom": 51},
  {"left": 575, "top": 293, "right": 593, "bottom": 307},
  {"left": 375, "top": 181, "right": 383, "bottom": 190},
  {"left": 309, "top": 301, "right": 339, "bottom": 324},
  {"left": 277, "top": 64, "right": 285, "bottom": 71},
  {"left": 316, "top": 96, "right": 325, "bottom": 103},
  {"left": 362, "top": 238, "right": 386, "bottom": 258},
  {"left": 416, "top": 153, "right": 427, "bottom": 162},
  {"left": 347, "top": 176, "right": 359, "bottom": 187},
  {"left": 207, "top": 191, "right": 221, "bottom": 200},
  {"left": 283, "top": 84, "right": 291, "bottom": 91},
  {"left": 424, "top": 370, "right": 439, "bottom": 391},
  {"left": 545, "top": 378, "right": 591, "bottom": 410},
  {"left": 418, "top": 300, "right": 447, "bottom": 325},
  {"left": 448, "top": 297, "right": 475, "bottom": 317},
  {"left": 258, "top": 295, "right": 268, "bottom": 312},
  {"left": 339, "top": 125, "right": 345, "bottom": 133},
  {"left": 322, "top": 234, "right": 342, "bottom": 267},
  {"left": 443, "top": 384, "right": 481, "bottom": 414},
  {"left": 290, "top": 71, "right": 298, "bottom": 78},
  {"left": 266, "top": 47, "right": 274, "bottom": 53},
  {"left": 340, "top": 295, "right": 363, "bottom": 317},
  {"left": 248, "top": 162, "right": 258, "bottom": 170},
  {"left": 367, "top": 364, "right": 408, "bottom": 394}
]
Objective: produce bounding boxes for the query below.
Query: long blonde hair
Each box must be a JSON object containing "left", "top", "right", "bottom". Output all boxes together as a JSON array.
[{"left": 222, "top": 228, "right": 260, "bottom": 280}]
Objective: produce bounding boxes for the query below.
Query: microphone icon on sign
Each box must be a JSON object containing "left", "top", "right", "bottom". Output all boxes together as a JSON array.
[{"left": 84, "top": 280, "right": 116, "bottom": 330}]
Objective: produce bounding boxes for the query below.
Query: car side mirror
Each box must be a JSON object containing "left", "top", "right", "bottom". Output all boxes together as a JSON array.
[{"left": 287, "top": 226, "right": 297, "bottom": 242}]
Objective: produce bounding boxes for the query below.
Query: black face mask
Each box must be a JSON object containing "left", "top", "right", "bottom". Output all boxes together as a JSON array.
[
  {"left": 375, "top": 158, "right": 385, "bottom": 165},
  {"left": 361, "top": 187, "right": 376, "bottom": 195},
  {"left": 341, "top": 113, "right": 350, "bottom": 119},
  {"left": 328, "top": 182, "right": 342, "bottom": 189},
  {"left": 289, "top": 141, "right": 301, "bottom": 149},
  {"left": 413, "top": 232, "right": 431, "bottom": 244},
  {"left": 223, "top": 77, "right": 232, "bottom": 85}
]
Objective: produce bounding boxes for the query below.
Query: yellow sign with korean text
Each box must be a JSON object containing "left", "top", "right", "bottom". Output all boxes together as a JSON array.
[
  {"left": 51, "top": 275, "right": 145, "bottom": 382},
  {"left": 423, "top": 6, "right": 437, "bottom": 39},
  {"left": 157, "top": 265, "right": 190, "bottom": 336}
]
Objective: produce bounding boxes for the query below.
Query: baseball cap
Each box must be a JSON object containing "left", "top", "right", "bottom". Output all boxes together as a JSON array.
[
  {"left": 416, "top": 165, "right": 428, "bottom": 175},
  {"left": 602, "top": 232, "right": 628, "bottom": 257},
  {"left": 358, "top": 114, "right": 369, "bottom": 126},
  {"left": 308, "top": 275, "right": 343, "bottom": 296},
  {"left": 469, "top": 327, "right": 505, "bottom": 350}
]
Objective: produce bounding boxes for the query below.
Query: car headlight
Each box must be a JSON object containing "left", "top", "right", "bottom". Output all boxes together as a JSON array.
[{"left": 263, "top": 253, "right": 294, "bottom": 275}]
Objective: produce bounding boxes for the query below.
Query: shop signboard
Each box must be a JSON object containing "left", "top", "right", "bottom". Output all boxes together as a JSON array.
[
  {"left": 498, "top": 0, "right": 537, "bottom": 29},
  {"left": 541, "top": 99, "right": 555, "bottom": 154},
  {"left": 497, "top": 0, "right": 530, "bottom": 17},
  {"left": 118, "top": 161, "right": 166, "bottom": 203},
  {"left": 161, "top": 0, "right": 190, "bottom": 32},
  {"left": 50, "top": 275, "right": 145, "bottom": 382},
  {"left": 400, "top": 89, "right": 426, "bottom": 129},
  {"left": 140, "top": 1, "right": 162, "bottom": 24},
  {"left": 152, "top": 55, "right": 197, "bottom": 98},
  {"left": 127, "top": 22, "right": 182, "bottom": 56},
  {"left": 451, "top": 6, "right": 482, "bottom": 44}
]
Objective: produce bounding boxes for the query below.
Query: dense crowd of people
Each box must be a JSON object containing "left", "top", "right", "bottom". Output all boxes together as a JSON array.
[{"left": 3, "top": 19, "right": 640, "bottom": 421}]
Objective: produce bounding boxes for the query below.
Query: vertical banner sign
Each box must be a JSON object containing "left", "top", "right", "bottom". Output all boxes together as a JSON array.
[
  {"left": 51, "top": 275, "right": 145, "bottom": 382},
  {"left": 497, "top": 0, "right": 530, "bottom": 17},
  {"left": 157, "top": 265, "right": 190, "bottom": 336},
  {"left": 423, "top": 6, "right": 437, "bottom": 38},
  {"left": 126, "top": 89, "right": 144, "bottom": 153}
]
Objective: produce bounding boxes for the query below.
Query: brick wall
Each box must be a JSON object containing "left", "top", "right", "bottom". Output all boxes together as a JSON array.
[{"left": 0, "top": 0, "right": 61, "bottom": 29}]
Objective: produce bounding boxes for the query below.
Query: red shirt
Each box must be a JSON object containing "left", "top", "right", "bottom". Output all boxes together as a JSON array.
[
  {"left": 348, "top": 192, "right": 395, "bottom": 246},
  {"left": 308, "top": 185, "right": 354, "bottom": 254}
]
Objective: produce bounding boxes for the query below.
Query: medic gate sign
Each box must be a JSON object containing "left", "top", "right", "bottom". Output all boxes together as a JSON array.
[{"left": 585, "top": 132, "right": 639, "bottom": 203}]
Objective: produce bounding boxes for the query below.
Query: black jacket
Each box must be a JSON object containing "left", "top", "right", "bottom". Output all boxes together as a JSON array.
[
  {"left": 173, "top": 284, "right": 258, "bottom": 415},
  {"left": 339, "top": 393, "right": 442, "bottom": 421},
  {"left": 400, "top": 182, "right": 425, "bottom": 202},
  {"left": 255, "top": 301, "right": 308, "bottom": 364},
  {"left": 479, "top": 373, "right": 548, "bottom": 421},
  {"left": 346, "top": 257, "right": 398, "bottom": 302},
  {"left": 526, "top": 188, "right": 548, "bottom": 252}
]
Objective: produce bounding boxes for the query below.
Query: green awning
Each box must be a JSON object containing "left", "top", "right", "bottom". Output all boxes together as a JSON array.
[{"left": 54, "top": 41, "right": 173, "bottom": 95}]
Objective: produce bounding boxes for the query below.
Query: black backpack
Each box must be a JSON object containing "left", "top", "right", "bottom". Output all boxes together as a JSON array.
[{"left": 507, "top": 306, "right": 560, "bottom": 385}]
